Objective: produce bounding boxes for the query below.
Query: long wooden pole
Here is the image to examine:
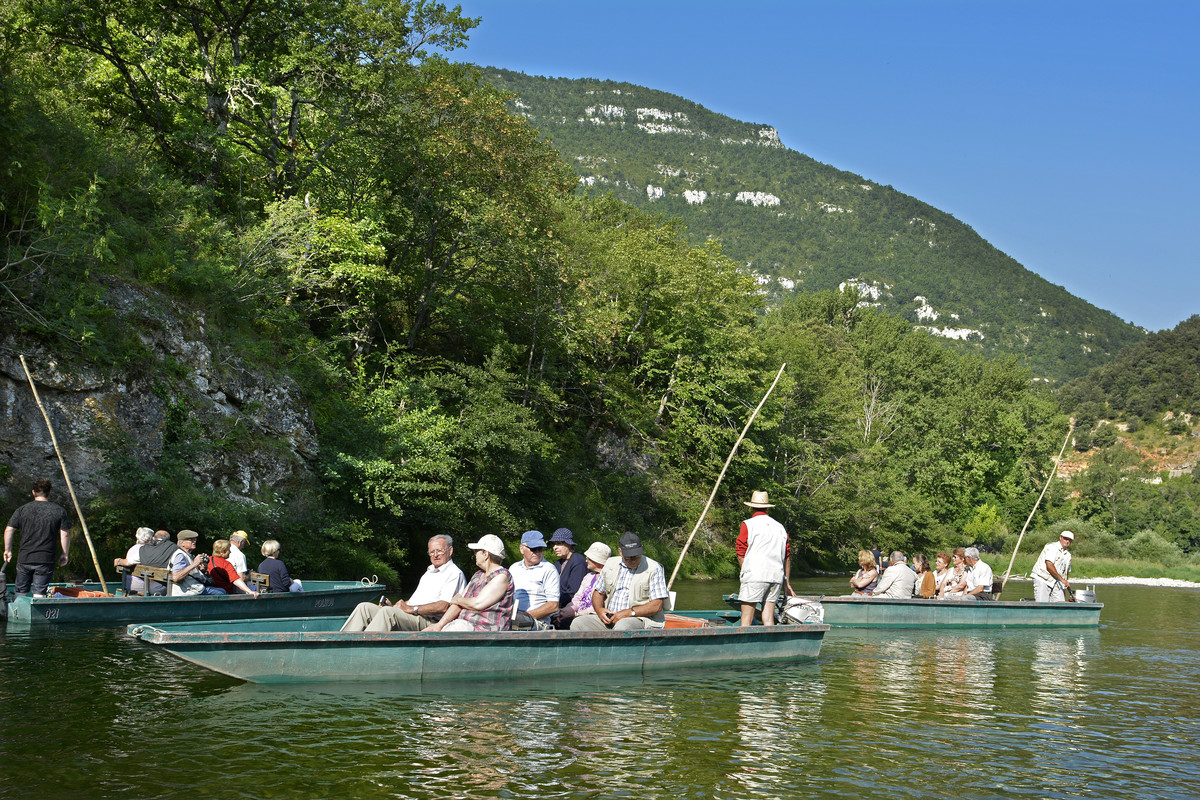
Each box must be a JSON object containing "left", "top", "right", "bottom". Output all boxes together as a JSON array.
[
  {"left": 996, "top": 420, "right": 1075, "bottom": 599},
  {"left": 20, "top": 355, "right": 109, "bottom": 594},
  {"left": 667, "top": 363, "right": 786, "bottom": 590}
]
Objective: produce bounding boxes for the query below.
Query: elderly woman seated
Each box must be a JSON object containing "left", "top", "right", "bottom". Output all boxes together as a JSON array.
[{"left": 424, "top": 534, "right": 515, "bottom": 632}]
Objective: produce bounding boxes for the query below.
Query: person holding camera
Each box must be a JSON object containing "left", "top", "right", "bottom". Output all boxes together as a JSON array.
[{"left": 168, "top": 530, "right": 223, "bottom": 596}]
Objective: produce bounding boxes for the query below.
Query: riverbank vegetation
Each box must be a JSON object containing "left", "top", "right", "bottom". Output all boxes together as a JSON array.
[{"left": 1, "top": 2, "right": 1195, "bottom": 586}]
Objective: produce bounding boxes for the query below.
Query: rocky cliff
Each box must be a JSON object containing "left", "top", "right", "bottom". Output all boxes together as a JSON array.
[{"left": 1, "top": 280, "right": 319, "bottom": 519}]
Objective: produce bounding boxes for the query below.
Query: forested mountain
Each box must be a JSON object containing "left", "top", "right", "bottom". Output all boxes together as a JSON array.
[
  {"left": 1, "top": 3, "right": 1190, "bottom": 587},
  {"left": 481, "top": 69, "right": 1146, "bottom": 383}
]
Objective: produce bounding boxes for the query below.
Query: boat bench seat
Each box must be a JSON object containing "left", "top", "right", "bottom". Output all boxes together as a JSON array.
[
  {"left": 131, "top": 566, "right": 172, "bottom": 596},
  {"left": 248, "top": 572, "right": 270, "bottom": 592}
]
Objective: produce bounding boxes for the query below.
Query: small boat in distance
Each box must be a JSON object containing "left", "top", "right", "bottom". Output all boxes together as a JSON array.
[
  {"left": 5, "top": 579, "right": 384, "bottom": 629},
  {"left": 127, "top": 615, "right": 830, "bottom": 684},
  {"left": 804, "top": 595, "right": 1101, "bottom": 628}
]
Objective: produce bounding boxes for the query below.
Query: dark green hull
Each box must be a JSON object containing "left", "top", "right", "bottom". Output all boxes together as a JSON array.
[
  {"left": 128, "top": 616, "right": 829, "bottom": 684},
  {"left": 6, "top": 580, "right": 383, "bottom": 628},
  {"left": 817, "top": 595, "right": 1102, "bottom": 628}
]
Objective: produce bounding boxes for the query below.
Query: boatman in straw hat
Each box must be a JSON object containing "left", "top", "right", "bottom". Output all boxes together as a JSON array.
[
  {"left": 3, "top": 478, "right": 71, "bottom": 597},
  {"left": 1031, "top": 530, "right": 1074, "bottom": 602},
  {"left": 736, "top": 491, "right": 793, "bottom": 627}
]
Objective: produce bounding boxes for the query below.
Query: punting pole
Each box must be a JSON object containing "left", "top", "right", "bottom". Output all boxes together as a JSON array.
[
  {"left": 995, "top": 419, "right": 1075, "bottom": 600},
  {"left": 667, "top": 363, "right": 786, "bottom": 591},
  {"left": 19, "top": 355, "right": 109, "bottom": 594}
]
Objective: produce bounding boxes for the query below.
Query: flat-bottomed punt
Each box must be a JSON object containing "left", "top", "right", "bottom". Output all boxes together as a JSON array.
[
  {"left": 5, "top": 580, "right": 383, "bottom": 628},
  {"left": 815, "top": 595, "right": 1102, "bottom": 628},
  {"left": 127, "top": 615, "right": 830, "bottom": 684}
]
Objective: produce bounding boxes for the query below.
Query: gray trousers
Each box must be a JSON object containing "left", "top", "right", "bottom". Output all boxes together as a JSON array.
[{"left": 341, "top": 602, "right": 432, "bottom": 632}]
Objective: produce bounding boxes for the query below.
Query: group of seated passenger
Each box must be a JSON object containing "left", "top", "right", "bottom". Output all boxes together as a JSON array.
[
  {"left": 849, "top": 546, "right": 996, "bottom": 600},
  {"left": 113, "top": 527, "right": 301, "bottom": 597},
  {"left": 341, "top": 529, "right": 670, "bottom": 634}
]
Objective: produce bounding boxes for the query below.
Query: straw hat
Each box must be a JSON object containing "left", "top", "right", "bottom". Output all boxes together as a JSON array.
[{"left": 744, "top": 491, "right": 775, "bottom": 508}]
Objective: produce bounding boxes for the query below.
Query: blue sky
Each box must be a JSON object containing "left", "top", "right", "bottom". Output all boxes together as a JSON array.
[{"left": 451, "top": 0, "right": 1197, "bottom": 332}]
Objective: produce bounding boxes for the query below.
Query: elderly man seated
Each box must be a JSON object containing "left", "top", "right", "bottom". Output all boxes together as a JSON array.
[
  {"left": 570, "top": 532, "right": 669, "bottom": 631},
  {"left": 873, "top": 550, "right": 917, "bottom": 599},
  {"left": 342, "top": 534, "right": 467, "bottom": 631},
  {"left": 957, "top": 546, "right": 995, "bottom": 601}
]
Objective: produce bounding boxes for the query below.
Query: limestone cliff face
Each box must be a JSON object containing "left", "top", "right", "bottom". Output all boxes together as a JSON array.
[{"left": 0, "top": 282, "right": 319, "bottom": 515}]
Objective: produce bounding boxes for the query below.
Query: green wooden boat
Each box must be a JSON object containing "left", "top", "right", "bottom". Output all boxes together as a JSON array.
[
  {"left": 811, "top": 595, "right": 1102, "bottom": 628},
  {"left": 5, "top": 580, "right": 384, "bottom": 628},
  {"left": 127, "top": 615, "right": 829, "bottom": 684}
]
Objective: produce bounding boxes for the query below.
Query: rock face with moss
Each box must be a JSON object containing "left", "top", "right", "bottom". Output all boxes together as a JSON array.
[{"left": 0, "top": 282, "right": 318, "bottom": 515}]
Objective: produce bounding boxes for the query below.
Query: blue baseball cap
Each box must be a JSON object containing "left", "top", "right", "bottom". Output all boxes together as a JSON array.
[{"left": 521, "top": 530, "right": 548, "bottom": 548}]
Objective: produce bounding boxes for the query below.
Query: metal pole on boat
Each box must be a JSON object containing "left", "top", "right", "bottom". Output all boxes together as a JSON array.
[
  {"left": 19, "top": 355, "right": 110, "bottom": 595},
  {"left": 667, "top": 363, "right": 786, "bottom": 591},
  {"left": 996, "top": 419, "right": 1074, "bottom": 600}
]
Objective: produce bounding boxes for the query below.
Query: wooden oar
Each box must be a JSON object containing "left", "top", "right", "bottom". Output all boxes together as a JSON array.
[
  {"left": 19, "top": 355, "right": 109, "bottom": 595},
  {"left": 995, "top": 419, "right": 1074, "bottom": 600},
  {"left": 667, "top": 363, "right": 786, "bottom": 591}
]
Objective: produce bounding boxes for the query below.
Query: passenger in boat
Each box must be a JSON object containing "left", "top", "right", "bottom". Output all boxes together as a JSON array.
[
  {"left": 551, "top": 541, "right": 612, "bottom": 629},
  {"left": 169, "top": 530, "right": 224, "bottom": 595},
  {"left": 1031, "top": 531, "right": 1074, "bottom": 602},
  {"left": 569, "top": 532, "right": 668, "bottom": 631},
  {"left": 937, "top": 548, "right": 969, "bottom": 599},
  {"left": 735, "top": 490, "right": 794, "bottom": 627},
  {"left": 342, "top": 534, "right": 467, "bottom": 631},
  {"left": 424, "top": 534, "right": 515, "bottom": 632},
  {"left": 874, "top": 551, "right": 917, "bottom": 599},
  {"left": 911, "top": 553, "right": 937, "bottom": 598},
  {"left": 113, "top": 527, "right": 154, "bottom": 594},
  {"left": 257, "top": 539, "right": 303, "bottom": 593},
  {"left": 957, "top": 547, "right": 995, "bottom": 601},
  {"left": 509, "top": 530, "right": 560, "bottom": 630},
  {"left": 549, "top": 528, "right": 588, "bottom": 609},
  {"left": 3, "top": 478, "right": 71, "bottom": 597},
  {"left": 227, "top": 530, "right": 250, "bottom": 579},
  {"left": 206, "top": 539, "right": 260, "bottom": 597},
  {"left": 849, "top": 550, "right": 879, "bottom": 595},
  {"left": 135, "top": 530, "right": 178, "bottom": 595},
  {"left": 932, "top": 552, "right": 953, "bottom": 595}
]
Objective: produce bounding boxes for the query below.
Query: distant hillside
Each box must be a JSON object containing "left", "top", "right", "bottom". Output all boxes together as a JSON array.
[{"left": 481, "top": 69, "right": 1146, "bottom": 382}]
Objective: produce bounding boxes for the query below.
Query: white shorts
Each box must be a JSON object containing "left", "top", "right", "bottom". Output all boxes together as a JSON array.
[{"left": 739, "top": 581, "right": 781, "bottom": 604}]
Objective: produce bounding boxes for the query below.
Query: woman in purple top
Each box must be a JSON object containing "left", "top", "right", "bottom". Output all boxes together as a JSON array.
[
  {"left": 551, "top": 541, "right": 612, "bottom": 629},
  {"left": 425, "top": 534, "right": 514, "bottom": 632}
]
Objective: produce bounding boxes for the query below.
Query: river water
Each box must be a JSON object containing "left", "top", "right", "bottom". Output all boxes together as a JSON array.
[{"left": 2, "top": 578, "right": 1198, "bottom": 799}]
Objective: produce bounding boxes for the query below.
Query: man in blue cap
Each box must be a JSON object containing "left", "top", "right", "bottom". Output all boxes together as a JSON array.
[{"left": 509, "top": 530, "right": 560, "bottom": 630}]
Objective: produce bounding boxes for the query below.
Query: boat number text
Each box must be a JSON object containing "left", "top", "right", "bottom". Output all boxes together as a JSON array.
[
  {"left": 43, "top": 609, "right": 60, "bottom": 620},
  {"left": 314, "top": 597, "right": 335, "bottom": 609}
]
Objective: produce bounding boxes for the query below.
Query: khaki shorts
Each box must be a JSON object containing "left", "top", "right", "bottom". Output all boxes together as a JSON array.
[{"left": 739, "top": 581, "right": 781, "bottom": 604}]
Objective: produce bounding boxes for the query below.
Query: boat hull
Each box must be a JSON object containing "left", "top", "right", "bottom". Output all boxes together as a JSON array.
[
  {"left": 816, "top": 596, "right": 1102, "bottom": 628},
  {"left": 128, "top": 616, "right": 829, "bottom": 684},
  {"left": 5, "top": 581, "right": 383, "bottom": 628}
]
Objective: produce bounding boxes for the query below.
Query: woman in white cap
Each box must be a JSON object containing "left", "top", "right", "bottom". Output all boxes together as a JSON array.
[
  {"left": 551, "top": 541, "right": 612, "bottom": 629},
  {"left": 425, "top": 534, "right": 515, "bottom": 632}
]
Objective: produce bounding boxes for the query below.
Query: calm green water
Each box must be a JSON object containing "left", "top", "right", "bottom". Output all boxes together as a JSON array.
[{"left": 2, "top": 579, "right": 1198, "bottom": 799}]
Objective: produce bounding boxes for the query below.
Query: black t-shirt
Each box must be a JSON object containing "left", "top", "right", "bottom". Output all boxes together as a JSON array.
[{"left": 6, "top": 500, "right": 71, "bottom": 565}]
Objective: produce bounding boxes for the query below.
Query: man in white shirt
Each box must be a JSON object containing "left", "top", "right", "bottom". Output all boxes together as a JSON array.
[
  {"left": 228, "top": 530, "right": 250, "bottom": 579},
  {"left": 1031, "top": 531, "right": 1074, "bottom": 602},
  {"left": 874, "top": 551, "right": 918, "bottom": 599},
  {"left": 959, "top": 547, "right": 995, "bottom": 601},
  {"left": 508, "top": 530, "right": 560, "bottom": 630},
  {"left": 341, "top": 534, "right": 467, "bottom": 631}
]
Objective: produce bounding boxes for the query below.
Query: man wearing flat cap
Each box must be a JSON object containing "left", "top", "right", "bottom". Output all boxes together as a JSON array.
[
  {"left": 1031, "top": 530, "right": 1074, "bottom": 602},
  {"left": 735, "top": 491, "right": 794, "bottom": 627},
  {"left": 570, "top": 532, "right": 669, "bottom": 631},
  {"left": 509, "top": 530, "right": 560, "bottom": 630}
]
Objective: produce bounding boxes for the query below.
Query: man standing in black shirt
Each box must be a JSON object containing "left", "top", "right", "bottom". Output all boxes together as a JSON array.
[{"left": 4, "top": 479, "right": 72, "bottom": 596}]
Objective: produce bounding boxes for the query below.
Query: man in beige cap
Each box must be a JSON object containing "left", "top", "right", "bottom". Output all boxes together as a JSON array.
[{"left": 735, "top": 491, "right": 793, "bottom": 627}]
